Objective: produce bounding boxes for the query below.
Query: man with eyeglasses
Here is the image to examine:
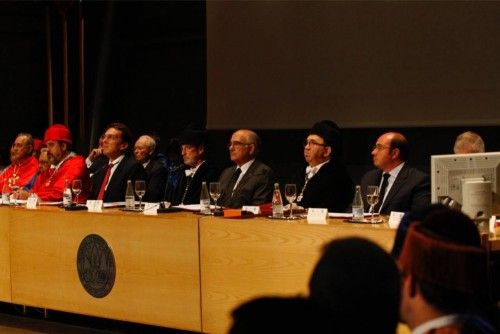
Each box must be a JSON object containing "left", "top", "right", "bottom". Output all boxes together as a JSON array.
[
  {"left": 218, "top": 129, "right": 273, "bottom": 208},
  {"left": 0, "top": 133, "right": 39, "bottom": 193},
  {"left": 361, "top": 132, "right": 430, "bottom": 215},
  {"left": 89, "top": 123, "right": 146, "bottom": 202},
  {"left": 295, "top": 120, "right": 354, "bottom": 212}
]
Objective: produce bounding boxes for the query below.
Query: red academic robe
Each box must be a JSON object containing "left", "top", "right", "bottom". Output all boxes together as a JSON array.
[
  {"left": 33, "top": 155, "right": 90, "bottom": 202},
  {"left": 0, "top": 156, "right": 39, "bottom": 191}
]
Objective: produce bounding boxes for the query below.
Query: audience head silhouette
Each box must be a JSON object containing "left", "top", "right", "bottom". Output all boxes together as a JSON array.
[
  {"left": 309, "top": 237, "right": 401, "bottom": 334},
  {"left": 230, "top": 296, "right": 328, "bottom": 334}
]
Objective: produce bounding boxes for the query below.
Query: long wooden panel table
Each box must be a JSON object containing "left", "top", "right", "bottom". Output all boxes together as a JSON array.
[
  {"left": 5, "top": 206, "right": 201, "bottom": 332},
  {"left": 199, "top": 216, "right": 396, "bottom": 333},
  {"left": 4, "top": 206, "right": 493, "bottom": 333}
]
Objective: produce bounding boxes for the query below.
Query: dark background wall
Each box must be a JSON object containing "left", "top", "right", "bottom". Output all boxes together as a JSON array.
[
  {"left": 0, "top": 1, "right": 499, "bottom": 185},
  {"left": 0, "top": 1, "right": 206, "bottom": 157}
]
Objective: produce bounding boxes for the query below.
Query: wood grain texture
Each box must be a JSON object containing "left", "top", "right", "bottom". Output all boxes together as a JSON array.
[
  {"left": 8, "top": 208, "right": 201, "bottom": 332},
  {"left": 0, "top": 208, "right": 11, "bottom": 302},
  {"left": 199, "top": 216, "right": 396, "bottom": 333}
]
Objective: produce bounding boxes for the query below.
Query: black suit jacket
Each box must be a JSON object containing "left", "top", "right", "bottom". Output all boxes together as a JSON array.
[
  {"left": 88, "top": 155, "right": 107, "bottom": 174},
  {"left": 360, "top": 164, "right": 430, "bottom": 214},
  {"left": 170, "top": 161, "right": 220, "bottom": 205},
  {"left": 143, "top": 159, "right": 167, "bottom": 202},
  {"left": 89, "top": 155, "right": 147, "bottom": 202},
  {"left": 296, "top": 157, "right": 354, "bottom": 212},
  {"left": 218, "top": 160, "right": 274, "bottom": 208}
]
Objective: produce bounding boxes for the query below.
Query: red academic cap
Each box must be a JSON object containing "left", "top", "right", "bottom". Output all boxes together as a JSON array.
[
  {"left": 44, "top": 124, "right": 72, "bottom": 145},
  {"left": 33, "top": 138, "right": 45, "bottom": 152}
]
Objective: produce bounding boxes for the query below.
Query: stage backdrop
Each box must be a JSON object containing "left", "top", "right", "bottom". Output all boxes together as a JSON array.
[{"left": 207, "top": 1, "right": 500, "bottom": 129}]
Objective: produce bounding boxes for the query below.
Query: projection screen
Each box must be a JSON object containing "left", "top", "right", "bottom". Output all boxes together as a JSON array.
[{"left": 207, "top": 1, "right": 500, "bottom": 129}]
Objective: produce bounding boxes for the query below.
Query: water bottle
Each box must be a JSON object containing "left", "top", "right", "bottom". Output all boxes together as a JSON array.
[
  {"left": 125, "top": 179, "right": 135, "bottom": 209},
  {"left": 200, "top": 181, "right": 211, "bottom": 214},
  {"left": 1, "top": 181, "right": 10, "bottom": 205},
  {"left": 63, "top": 179, "right": 72, "bottom": 208},
  {"left": 352, "top": 185, "right": 364, "bottom": 222},
  {"left": 272, "top": 183, "right": 284, "bottom": 218}
]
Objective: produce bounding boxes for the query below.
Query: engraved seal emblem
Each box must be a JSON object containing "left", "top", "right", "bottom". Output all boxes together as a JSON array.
[{"left": 77, "top": 234, "right": 116, "bottom": 298}]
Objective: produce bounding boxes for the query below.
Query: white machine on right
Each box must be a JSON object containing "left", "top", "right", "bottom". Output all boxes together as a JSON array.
[{"left": 431, "top": 152, "right": 500, "bottom": 219}]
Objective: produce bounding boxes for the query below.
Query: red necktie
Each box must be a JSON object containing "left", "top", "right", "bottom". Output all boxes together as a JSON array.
[{"left": 97, "top": 163, "right": 113, "bottom": 200}]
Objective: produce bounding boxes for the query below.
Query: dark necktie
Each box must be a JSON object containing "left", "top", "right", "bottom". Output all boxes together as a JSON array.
[
  {"left": 97, "top": 163, "right": 114, "bottom": 200},
  {"left": 180, "top": 176, "right": 192, "bottom": 205},
  {"left": 375, "top": 173, "right": 390, "bottom": 213},
  {"left": 227, "top": 167, "right": 241, "bottom": 198}
]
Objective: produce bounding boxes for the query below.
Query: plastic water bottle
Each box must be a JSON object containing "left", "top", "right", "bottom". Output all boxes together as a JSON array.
[
  {"left": 272, "top": 183, "right": 284, "bottom": 218},
  {"left": 125, "top": 180, "right": 135, "bottom": 209},
  {"left": 63, "top": 179, "right": 72, "bottom": 208},
  {"left": 200, "top": 181, "right": 211, "bottom": 214},
  {"left": 352, "top": 185, "right": 364, "bottom": 222},
  {"left": 1, "top": 181, "right": 10, "bottom": 205}
]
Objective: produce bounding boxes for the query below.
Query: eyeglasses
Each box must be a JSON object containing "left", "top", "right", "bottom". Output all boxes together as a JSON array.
[
  {"left": 228, "top": 141, "right": 254, "bottom": 148},
  {"left": 303, "top": 140, "right": 327, "bottom": 147},
  {"left": 372, "top": 143, "right": 391, "bottom": 151}
]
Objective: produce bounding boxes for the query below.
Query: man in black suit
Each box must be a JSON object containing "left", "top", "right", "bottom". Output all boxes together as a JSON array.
[
  {"left": 361, "top": 132, "right": 430, "bottom": 214},
  {"left": 89, "top": 123, "right": 146, "bottom": 202},
  {"left": 295, "top": 120, "right": 354, "bottom": 212},
  {"left": 218, "top": 129, "right": 273, "bottom": 208},
  {"left": 169, "top": 130, "right": 219, "bottom": 205},
  {"left": 134, "top": 134, "right": 167, "bottom": 202}
]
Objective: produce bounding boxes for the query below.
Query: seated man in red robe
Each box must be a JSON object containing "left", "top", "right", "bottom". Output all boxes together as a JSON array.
[
  {"left": 0, "top": 133, "right": 39, "bottom": 194},
  {"left": 18, "top": 124, "right": 90, "bottom": 203}
]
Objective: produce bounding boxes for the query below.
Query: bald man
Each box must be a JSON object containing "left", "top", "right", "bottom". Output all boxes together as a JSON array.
[
  {"left": 360, "top": 132, "right": 430, "bottom": 214},
  {"left": 218, "top": 129, "right": 274, "bottom": 208},
  {"left": 453, "top": 131, "right": 485, "bottom": 154}
]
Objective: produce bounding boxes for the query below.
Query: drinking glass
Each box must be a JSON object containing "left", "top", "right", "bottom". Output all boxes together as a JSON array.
[
  {"left": 284, "top": 183, "right": 297, "bottom": 219},
  {"left": 71, "top": 179, "right": 82, "bottom": 205},
  {"left": 366, "top": 185, "right": 380, "bottom": 223},
  {"left": 135, "top": 180, "right": 146, "bottom": 211},
  {"left": 209, "top": 182, "right": 221, "bottom": 211}
]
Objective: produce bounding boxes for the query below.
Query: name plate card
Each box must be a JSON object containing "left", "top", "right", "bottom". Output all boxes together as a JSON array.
[
  {"left": 388, "top": 211, "right": 405, "bottom": 229},
  {"left": 307, "top": 208, "right": 328, "bottom": 225},
  {"left": 26, "top": 196, "right": 38, "bottom": 209},
  {"left": 143, "top": 202, "right": 159, "bottom": 216},
  {"left": 86, "top": 200, "right": 103, "bottom": 213},
  {"left": 242, "top": 206, "right": 261, "bottom": 214}
]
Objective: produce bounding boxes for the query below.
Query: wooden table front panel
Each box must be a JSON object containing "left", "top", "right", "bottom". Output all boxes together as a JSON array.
[
  {"left": 199, "top": 217, "right": 396, "bottom": 333},
  {"left": 0, "top": 208, "right": 11, "bottom": 302},
  {"left": 9, "top": 208, "right": 201, "bottom": 332}
]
